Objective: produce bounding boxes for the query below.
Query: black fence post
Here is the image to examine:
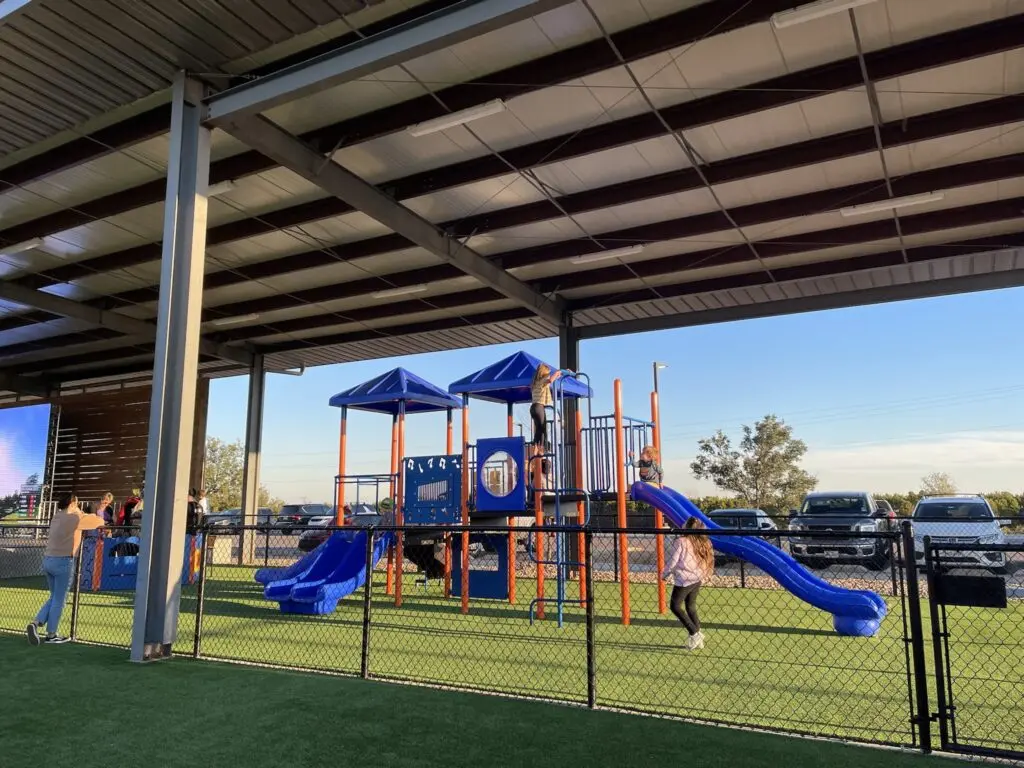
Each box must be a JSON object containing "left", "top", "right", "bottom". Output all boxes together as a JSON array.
[
  {"left": 889, "top": 535, "right": 899, "bottom": 597},
  {"left": 361, "top": 528, "right": 375, "bottom": 679},
  {"left": 584, "top": 529, "right": 596, "bottom": 709},
  {"left": 264, "top": 528, "right": 270, "bottom": 568},
  {"left": 923, "top": 537, "right": 950, "bottom": 750},
  {"left": 69, "top": 542, "right": 84, "bottom": 640},
  {"left": 901, "top": 522, "right": 932, "bottom": 754},
  {"left": 192, "top": 530, "right": 210, "bottom": 659},
  {"left": 739, "top": 559, "right": 746, "bottom": 589}
]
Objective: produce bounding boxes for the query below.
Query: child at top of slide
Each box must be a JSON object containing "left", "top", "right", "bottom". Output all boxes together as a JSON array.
[{"left": 629, "top": 445, "right": 663, "bottom": 485}]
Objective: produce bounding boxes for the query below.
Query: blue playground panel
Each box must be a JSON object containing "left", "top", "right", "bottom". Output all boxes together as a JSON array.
[
  {"left": 403, "top": 454, "right": 463, "bottom": 525},
  {"left": 78, "top": 533, "right": 202, "bottom": 591},
  {"left": 450, "top": 533, "right": 510, "bottom": 601},
  {"left": 474, "top": 436, "right": 527, "bottom": 514},
  {"left": 632, "top": 482, "right": 887, "bottom": 637},
  {"left": 265, "top": 530, "right": 392, "bottom": 615}
]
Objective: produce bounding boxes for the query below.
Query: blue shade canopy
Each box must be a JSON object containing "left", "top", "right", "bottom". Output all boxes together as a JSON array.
[
  {"left": 448, "top": 351, "right": 592, "bottom": 404},
  {"left": 328, "top": 368, "right": 463, "bottom": 415}
]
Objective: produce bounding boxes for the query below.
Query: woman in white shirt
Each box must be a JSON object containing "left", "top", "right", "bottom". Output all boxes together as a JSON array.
[{"left": 661, "top": 517, "right": 715, "bottom": 650}]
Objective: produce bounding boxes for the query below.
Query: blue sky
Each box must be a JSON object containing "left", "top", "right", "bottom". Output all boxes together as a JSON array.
[
  {"left": 208, "top": 288, "right": 1024, "bottom": 503},
  {"left": 0, "top": 403, "right": 49, "bottom": 496}
]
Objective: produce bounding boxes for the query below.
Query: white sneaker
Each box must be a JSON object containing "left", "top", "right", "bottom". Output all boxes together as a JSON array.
[
  {"left": 693, "top": 631, "right": 705, "bottom": 650},
  {"left": 684, "top": 634, "right": 697, "bottom": 650}
]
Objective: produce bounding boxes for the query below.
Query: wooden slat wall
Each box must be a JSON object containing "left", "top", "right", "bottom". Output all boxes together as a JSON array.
[
  {"left": 49, "top": 387, "right": 152, "bottom": 503},
  {"left": 46, "top": 380, "right": 211, "bottom": 506}
]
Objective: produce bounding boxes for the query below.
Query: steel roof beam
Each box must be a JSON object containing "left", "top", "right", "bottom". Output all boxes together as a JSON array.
[
  {"left": 0, "top": 280, "right": 254, "bottom": 366},
  {"left": 574, "top": 258, "right": 1024, "bottom": 340},
  {"left": 0, "top": 369, "right": 51, "bottom": 397},
  {"left": 1, "top": 7, "right": 1014, "bottom": 253},
  {"left": 219, "top": 114, "right": 563, "bottom": 324},
  {"left": 5, "top": 90, "right": 1021, "bottom": 339},
  {"left": 205, "top": 0, "right": 576, "bottom": 123}
]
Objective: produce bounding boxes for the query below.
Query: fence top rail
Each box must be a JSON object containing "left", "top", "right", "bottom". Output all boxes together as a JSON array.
[{"left": 924, "top": 541, "right": 1024, "bottom": 553}]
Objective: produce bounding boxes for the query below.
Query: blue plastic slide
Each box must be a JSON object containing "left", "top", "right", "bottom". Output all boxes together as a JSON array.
[
  {"left": 266, "top": 530, "right": 392, "bottom": 615},
  {"left": 254, "top": 536, "right": 329, "bottom": 585},
  {"left": 632, "top": 482, "right": 887, "bottom": 636}
]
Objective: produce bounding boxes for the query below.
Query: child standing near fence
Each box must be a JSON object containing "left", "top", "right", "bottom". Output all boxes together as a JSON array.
[{"left": 662, "top": 517, "right": 714, "bottom": 650}]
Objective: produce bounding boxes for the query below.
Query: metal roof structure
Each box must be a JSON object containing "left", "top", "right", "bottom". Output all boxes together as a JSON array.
[
  {"left": 328, "top": 365, "right": 463, "bottom": 413},
  {"left": 3, "top": 0, "right": 1024, "bottom": 406},
  {"left": 448, "top": 350, "right": 591, "bottom": 403}
]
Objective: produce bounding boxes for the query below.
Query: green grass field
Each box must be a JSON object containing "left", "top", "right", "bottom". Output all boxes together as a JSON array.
[
  {"left": 1, "top": 636, "right": 969, "bottom": 768},
  {"left": 1, "top": 561, "right": 1021, "bottom": 754}
]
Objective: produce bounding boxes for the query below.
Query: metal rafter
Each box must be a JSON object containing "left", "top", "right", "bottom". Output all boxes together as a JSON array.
[
  {"left": 205, "top": 0, "right": 577, "bottom": 122},
  {"left": 0, "top": 369, "right": 50, "bottom": 397},
  {"left": 4, "top": 90, "right": 1021, "bottom": 341},
  {"left": 2, "top": 10, "right": 1019, "bottom": 252},
  {"left": 0, "top": 279, "right": 254, "bottom": 366},
  {"left": 219, "top": 114, "right": 564, "bottom": 324}
]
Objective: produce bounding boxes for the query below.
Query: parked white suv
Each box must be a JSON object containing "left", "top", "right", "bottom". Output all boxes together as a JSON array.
[{"left": 911, "top": 495, "right": 1007, "bottom": 573}]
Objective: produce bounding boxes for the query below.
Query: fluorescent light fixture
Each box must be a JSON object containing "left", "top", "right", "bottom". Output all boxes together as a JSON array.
[
  {"left": 771, "top": 0, "right": 879, "bottom": 29},
  {"left": 408, "top": 99, "right": 507, "bottom": 137},
  {"left": 209, "top": 313, "right": 259, "bottom": 327},
  {"left": 0, "top": 237, "right": 43, "bottom": 257},
  {"left": 570, "top": 244, "right": 644, "bottom": 265},
  {"left": 206, "top": 180, "right": 237, "bottom": 197},
  {"left": 372, "top": 284, "right": 429, "bottom": 300},
  {"left": 839, "top": 191, "right": 945, "bottom": 218}
]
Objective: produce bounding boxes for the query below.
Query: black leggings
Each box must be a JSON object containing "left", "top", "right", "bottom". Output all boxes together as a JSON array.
[
  {"left": 530, "top": 402, "right": 547, "bottom": 446},
  {"left": 670, "top": 583, "right": 702, "bottom": 635}
]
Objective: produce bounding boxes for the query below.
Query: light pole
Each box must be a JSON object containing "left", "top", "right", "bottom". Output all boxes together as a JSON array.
[{"left": 652, "top": 362, "right": 668, "bottom": 394}]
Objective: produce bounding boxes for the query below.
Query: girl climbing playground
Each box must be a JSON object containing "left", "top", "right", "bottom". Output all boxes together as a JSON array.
[
  {"left": 662, "top": 517, "right": 715, "bottom": 650},
  {"left": 528, "top": 363, "right": 563, "bottom": 447}
]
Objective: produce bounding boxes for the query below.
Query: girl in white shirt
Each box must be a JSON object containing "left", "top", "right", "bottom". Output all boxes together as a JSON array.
[{"left": 662, "top": 517, "right": 715, "bottom": 650}]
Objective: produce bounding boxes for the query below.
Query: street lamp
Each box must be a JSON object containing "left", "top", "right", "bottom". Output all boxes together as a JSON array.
[{"left": 653, "top": 362, "right": 668, "bottom": 394}]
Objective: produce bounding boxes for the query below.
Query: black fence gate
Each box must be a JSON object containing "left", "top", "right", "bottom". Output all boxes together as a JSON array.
[{"left": 924, "top": 538, "right": 1024, "bottom": 761}]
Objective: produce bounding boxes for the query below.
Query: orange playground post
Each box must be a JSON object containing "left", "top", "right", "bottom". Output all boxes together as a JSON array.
[
  {"left": 460, "top": 396, "right": 470, "bottom": 613},
  {"left": 533, "top": 443, "right": 545, "bottom": 620},
  {"left": 506, "top": 402, "right": 517, "bottom": 605},
  {"left": 652, "top": 390, "right": 666, "bottom": 614},
  {"left": 386, "top": 413, "right": 398, "bottom": 596},
  {"left": 91, "top": 530, "right": 104, "bottom": 591},
  {"left": 335, "top": 406, "right": 348, "bottom": 525},
  {"left": 395, "top": 404, "right": 406, "bottom": 607},
  {"left": 613, "top": 379, "right": 631, "bottom": 625}
]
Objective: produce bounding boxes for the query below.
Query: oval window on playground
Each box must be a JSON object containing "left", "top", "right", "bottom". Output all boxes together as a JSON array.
[{"left": 482, "top": 451, "right": 518, "bottom": 498}]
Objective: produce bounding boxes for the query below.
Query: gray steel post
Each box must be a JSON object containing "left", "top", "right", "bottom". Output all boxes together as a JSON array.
[
  {"left": 130, "top": 73, "right": 211, "bottom": 663},
  {"left": 239, "top": 354, "right": 266, "bottom": 565}
]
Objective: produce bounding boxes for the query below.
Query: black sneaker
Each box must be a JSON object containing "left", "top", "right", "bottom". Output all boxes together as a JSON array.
[
  {"left": 44, "top": 635, "right": 70, "bottom": 644},
  {"left": 26, "top": 623, "right": 40, "bottom": 646}
]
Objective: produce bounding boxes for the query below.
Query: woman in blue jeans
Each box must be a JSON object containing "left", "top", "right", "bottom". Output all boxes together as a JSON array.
[{"left": 28, "top": 493, "right": 104, "bottom": 645}]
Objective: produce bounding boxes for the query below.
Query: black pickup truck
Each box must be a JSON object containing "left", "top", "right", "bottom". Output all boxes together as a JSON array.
[{"left": 788, "top": 491, "right": 894, "bottom": 570}]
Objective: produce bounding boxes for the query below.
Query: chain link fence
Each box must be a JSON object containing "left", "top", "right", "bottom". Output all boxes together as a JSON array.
[{"left": 2, "top": 520, "right": 1021, "bottom": 759}]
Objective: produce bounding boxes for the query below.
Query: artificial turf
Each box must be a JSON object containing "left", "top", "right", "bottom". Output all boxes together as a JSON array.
[
  {"left": 1, "top": 562, "right": 1020, "bottom": 754},
  {"left": 1, "top": 636, "right": 970, "bottom": 768}
]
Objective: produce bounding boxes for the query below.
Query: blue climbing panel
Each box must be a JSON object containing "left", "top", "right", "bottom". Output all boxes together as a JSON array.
[
  {"left": 475, "top": 436, "right": 527, "bottom": 514},
  {"left": 403, "top": 454, "right": 463, "bottom": 525},
  {"left": 450, "top": 534, "right": 510, "bottom": 601}
]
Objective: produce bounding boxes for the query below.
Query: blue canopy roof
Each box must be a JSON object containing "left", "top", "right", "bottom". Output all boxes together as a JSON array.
[
  {"left": 328, "top": 367, "right": 463, "bottom": 415},
  {"left": 448, "top": 351, "right": 592, "bottom": 404}
]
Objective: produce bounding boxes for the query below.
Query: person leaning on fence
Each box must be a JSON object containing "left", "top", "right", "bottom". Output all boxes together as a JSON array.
[
  {"left": 28, "top": 493, "right": 105, "bottom": 646},
  {"left": 662, "top": 517, "right": 715, "bottom": 651}
]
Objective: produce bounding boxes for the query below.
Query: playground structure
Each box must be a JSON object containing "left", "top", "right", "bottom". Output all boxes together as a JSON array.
[
  {"left": 79, "top": 531, "right": 202, "bottom": 592},
  {"left": 255, "top": 349, "right": 887, "bottom": 637}
]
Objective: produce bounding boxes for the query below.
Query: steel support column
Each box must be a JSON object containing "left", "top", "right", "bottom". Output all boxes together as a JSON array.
[
  {"left": 559, "top": 317, "right": 580, "bottom": 507},
  {"left": 189, "top": 376, "right": 210, "bottom": 494},
  {"left": 130, "top": 74, "right": 211, "bottom": 663},
  {"left": 239, "top": 354, "right": 266, "bottom": 565}
]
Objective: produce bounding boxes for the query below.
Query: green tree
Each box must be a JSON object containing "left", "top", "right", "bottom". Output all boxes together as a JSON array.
[
  {"left": 690, "top": 414, "right": 817, "bottom": 511},
  {"left": 203, "top": 437, "right": 284, "bottom": 513},
  {"left": 921, "top": 472, "right": 957, "bottom": 496}
]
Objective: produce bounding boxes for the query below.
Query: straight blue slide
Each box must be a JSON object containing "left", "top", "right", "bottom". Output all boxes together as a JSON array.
[
  {"left": 632, "top": 482, "right": 887, "bottom": 636},
  {"left": 267, "top": 530, "right": 393, "bottom": 615}
]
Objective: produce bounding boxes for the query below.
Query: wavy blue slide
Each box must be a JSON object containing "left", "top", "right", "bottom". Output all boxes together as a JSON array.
[
  {"left": 265, "top": 530, "right": 392, "bottom": 615},
  {"left": 632, "top": 482, "right": 887, "bottom": 636}
]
